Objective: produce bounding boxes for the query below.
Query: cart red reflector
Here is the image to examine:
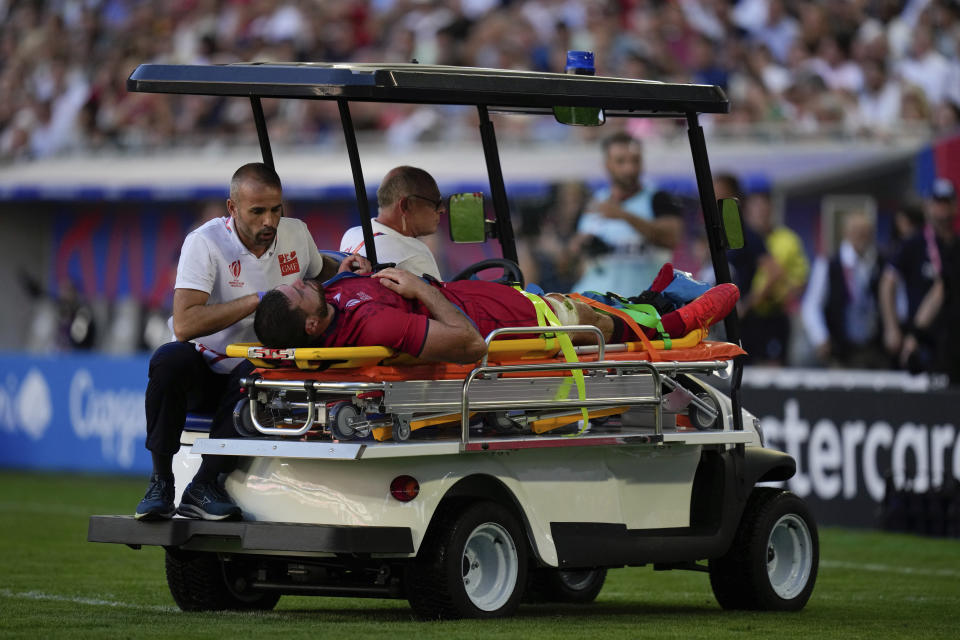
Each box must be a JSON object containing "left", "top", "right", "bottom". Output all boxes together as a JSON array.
[{"left": 390, "top": 475, "right": 419, "bottom": 502}]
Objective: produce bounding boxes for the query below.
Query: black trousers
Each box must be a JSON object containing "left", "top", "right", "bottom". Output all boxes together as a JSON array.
[{"left": 144, "top": 341, "right": 254, "bottom": 456}]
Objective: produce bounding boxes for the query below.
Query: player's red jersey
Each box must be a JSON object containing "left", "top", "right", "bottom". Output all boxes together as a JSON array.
[{"left": 316, "top": 274, "right": 537, "bottom": 356}]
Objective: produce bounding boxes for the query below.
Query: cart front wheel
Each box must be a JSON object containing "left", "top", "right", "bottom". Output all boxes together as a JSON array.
[{"left": 709, "top": 488, "right": 818, "bottom": 611}]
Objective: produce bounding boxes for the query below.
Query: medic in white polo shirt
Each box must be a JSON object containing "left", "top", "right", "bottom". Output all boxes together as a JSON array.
[{"left": 135, "top": 162, "right": 369, "bottom": 522}]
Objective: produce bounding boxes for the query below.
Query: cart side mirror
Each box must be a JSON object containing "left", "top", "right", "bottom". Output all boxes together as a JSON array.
[
  {"left": 720, "top": 198, "right": 744, "bottom": 250},
  {"left": 449, "top": 192, "right": 488, "bottom": 243},
  {"left": 552, "top": 106, "right": 606, "bottom": 126}
]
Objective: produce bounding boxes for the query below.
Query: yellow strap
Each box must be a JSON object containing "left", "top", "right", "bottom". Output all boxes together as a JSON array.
[{"left": 515, "top": 290, "right": 590, "bottom": 434}]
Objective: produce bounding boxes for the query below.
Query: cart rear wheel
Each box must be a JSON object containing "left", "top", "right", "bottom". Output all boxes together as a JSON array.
[
  {"left": 528, "top": 567, "right": 606, "bottom": 604},
  {"left": 165, "top": 549, "right": 280, "bottom": 612},
  {"left": 709, "top": 488, "right": 818, "bottom": 611},
  {"left": 407, "top": 501, "right": 527, "bottom": 619}
]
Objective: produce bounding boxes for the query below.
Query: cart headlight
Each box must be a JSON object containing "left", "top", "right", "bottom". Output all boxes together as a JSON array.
[{"left": 390, "top": 475, "right": 420, "bottom": 502}]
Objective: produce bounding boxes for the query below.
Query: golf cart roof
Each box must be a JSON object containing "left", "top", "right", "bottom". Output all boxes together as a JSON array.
[{"left": 127, "top": 62, "right": 728, "bottom": 117}]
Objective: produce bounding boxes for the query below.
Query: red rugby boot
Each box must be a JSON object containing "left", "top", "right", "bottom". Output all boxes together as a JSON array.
[{"left": 676, "top": 283, "right": 739, "bottom": 334}]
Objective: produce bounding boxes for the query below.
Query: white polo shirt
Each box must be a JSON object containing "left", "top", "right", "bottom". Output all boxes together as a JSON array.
[
  {"left": 340, "top": 219, "right": 442, "bottom": 280},
  {"left": 173, "top": 215, "right": 325, "bottom": 372}
]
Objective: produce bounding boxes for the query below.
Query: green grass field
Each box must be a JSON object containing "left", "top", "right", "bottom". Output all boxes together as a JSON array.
[{"left": 1, "top": 470, "right": 957, "bottom": 639}]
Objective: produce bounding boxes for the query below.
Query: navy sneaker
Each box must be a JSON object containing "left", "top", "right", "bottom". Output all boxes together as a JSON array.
[
  {"left": 134, "top": 474, "right": 176, "bottom": 521},
  {"left": 177, "top": 480, "right": 242, "bottom": 521}
]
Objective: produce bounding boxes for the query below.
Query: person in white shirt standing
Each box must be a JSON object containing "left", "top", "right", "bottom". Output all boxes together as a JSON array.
[
  {"left": 572, "top": 132, "right": 683, "bottom": 295},
  {"left": 136, "top": 162, "right": 369, "bottom": 521},
  {"left": 801, "top": 211, "right": 885, "bottom": 368},
  {"left": 340, "top": 165, "right": 444, "bottom": 280}
]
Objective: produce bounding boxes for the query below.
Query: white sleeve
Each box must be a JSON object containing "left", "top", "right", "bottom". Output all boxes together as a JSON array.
[
  {"left": 339, "top": 227, "right": 366, "bottom": 255},
  {"left": 800, "top": 257, "right": 830, "bottom": 349},
  {"left": 398, "top": 252, "right": 442, "bottom": 280},
  {"left": 175, "top": 233, "right": 216, "bottom": 293}
]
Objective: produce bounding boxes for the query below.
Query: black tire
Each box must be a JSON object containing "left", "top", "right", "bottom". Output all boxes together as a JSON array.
[
  {"left": 393, "top": 417, "right": 411, "bottom": 442},
  {"left": 527, "top": 567, "right": 607, "bottom": 604},
  {"left": 407, "top": 501, "right": 528, "bottom": 619},
  {"left": 709, "top": 488, "right": 818, "bottom": 611},
  {"left": 233, "top": 397, "right": 272, "bottom": 436},
  {"left": 165, "top": 549, "right": 280, "bottom": 612}
]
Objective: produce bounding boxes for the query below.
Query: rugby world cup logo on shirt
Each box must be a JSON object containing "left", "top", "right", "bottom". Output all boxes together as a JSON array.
[
  {"left": 228, "top": 260, "right": 244, "bottom": 288},
  {"left": 278, "top": 251, "right": 300, "bottom": 276}
]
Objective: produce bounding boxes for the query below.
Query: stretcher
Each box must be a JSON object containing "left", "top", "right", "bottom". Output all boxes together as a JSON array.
[{"left": 225, "top": 324, "right": 745, "bottom": 444}]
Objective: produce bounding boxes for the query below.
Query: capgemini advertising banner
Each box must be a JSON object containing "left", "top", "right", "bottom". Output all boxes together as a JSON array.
[{"left": 0, "top": 353, "right": 151, "bottom": 474}]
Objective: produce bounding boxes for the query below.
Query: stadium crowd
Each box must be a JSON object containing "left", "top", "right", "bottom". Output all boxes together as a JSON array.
[
  {"left": 2, "top": 0, "right": 960, "bottom": 158},
  {"left": 6, "top": 0, "right": 960, "bottom": 382}
]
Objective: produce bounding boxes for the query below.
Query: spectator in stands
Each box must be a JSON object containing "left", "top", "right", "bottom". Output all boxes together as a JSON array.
[
  {"left": 896, "top": 25, "right": 952, "bottom": 108},
  {"left": 3, "top": 0, "right": 960, "bottom": 157},
  {"left": 857, "top": 58, "right": 902, "bottom": 137},
  {"left": 739, "top": 191, "right": 808, "bottom": 366},
  {"left": 135, "top": 162, "right": 370, "bottom": 523},
  {"left": 879, "top": 178, "right": 959, "bottom": 374},
  {"left": 801, "top": 211, "right": 886, "bottom": 368},
  {"left": 572, "top": 132, "right": 683, "bottom": 295},
  {"left": 340, "top": 166, "right": 444, "bottom": 280}
]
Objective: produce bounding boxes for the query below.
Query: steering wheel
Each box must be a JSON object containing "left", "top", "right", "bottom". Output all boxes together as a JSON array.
[{"left": 451, "top": 258, "right": 525, "bottom": 288}]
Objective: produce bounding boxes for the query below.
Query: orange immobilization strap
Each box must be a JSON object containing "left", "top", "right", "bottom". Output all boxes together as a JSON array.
[{"left": 568, "top": 293, "right": 660, "bottom": 362}]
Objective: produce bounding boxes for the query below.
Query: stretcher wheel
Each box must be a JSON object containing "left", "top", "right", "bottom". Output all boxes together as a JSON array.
[
  {"left": 329, "top": 401, "right": 360, "bottom": 440},
  {"left": 232, "top": 398, "right": 274, "bottom": 436},
  {"left": 485, "top": 412, "right": 523, "bottom": 434},
  {"left": 690, "top": 392, "right": 721, "bottom": 430},
  {"left": 393, "top": 417, "right": 411, "bottom": 442}
]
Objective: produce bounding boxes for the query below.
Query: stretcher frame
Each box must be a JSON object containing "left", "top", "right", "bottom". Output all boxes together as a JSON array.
[{"left": 225, "top": 323, "right": 743, "bottom": 446}]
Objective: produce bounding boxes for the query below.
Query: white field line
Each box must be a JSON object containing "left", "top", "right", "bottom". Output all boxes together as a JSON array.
[
  {"left": 0, "top": 588, "right": 288, "bottom": 617},
  {"left": 821, "top": 560, "right": 960, "bottom": 578},
  {"left": 0, "top": 588, "right": 177, "bottom": 612},
  {"left": 0, "top": 501, "right": 97, "bottom": 517}
]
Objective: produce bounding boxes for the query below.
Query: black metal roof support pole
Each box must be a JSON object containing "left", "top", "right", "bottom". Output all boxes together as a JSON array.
[
  {"left": 686, "top": 112, "right": 744, "bottom": 431},
  {"left": 338, "top": 99, "right": 378, "bottom": 266},
  {"left": 476, "top": 105, "right": 518, "bottom": 264},
  {"left": 250, "top": 97, "right": 275, "bottom": 170}
]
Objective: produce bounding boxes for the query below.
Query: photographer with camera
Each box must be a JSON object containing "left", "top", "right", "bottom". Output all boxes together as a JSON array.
[
  {"left": 571, "top": 133, "right": 683, "bottom": 295},
  {"left": 879, "top": 178, "right": 959, "bottom": 375}
]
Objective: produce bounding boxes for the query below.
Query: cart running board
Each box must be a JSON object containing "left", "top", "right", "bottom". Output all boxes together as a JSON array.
[{"left": 87, "top": 516, "right": 413, "bottom": 554}]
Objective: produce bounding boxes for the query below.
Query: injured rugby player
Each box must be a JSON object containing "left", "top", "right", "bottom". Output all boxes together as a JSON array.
[{"left": 254, "top": 266, "right": 739, "bottom": 364}]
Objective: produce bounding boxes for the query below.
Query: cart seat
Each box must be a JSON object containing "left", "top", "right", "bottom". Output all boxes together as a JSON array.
[{"left": 184, "top": 413, "right": 214, "bottom": 433}]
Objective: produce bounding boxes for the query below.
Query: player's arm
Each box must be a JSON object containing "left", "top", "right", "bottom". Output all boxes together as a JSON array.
[
  {"left": 373, "top": 268, "right": 486, "bottom": 363},
  {"left": 172, "top": 288, "right": 259, "bottom": 342}
]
